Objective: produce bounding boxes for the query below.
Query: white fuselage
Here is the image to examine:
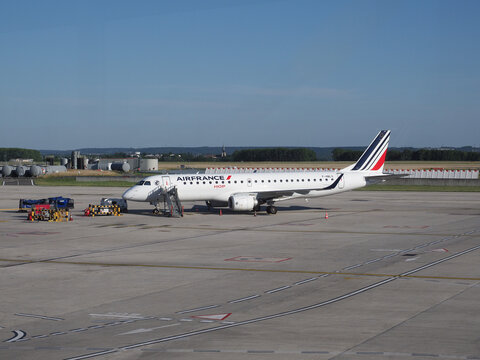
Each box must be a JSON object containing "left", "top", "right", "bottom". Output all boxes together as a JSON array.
[
  {"left": 122, "top": 170, "right": 367, "bottom": 204},
  {"left": 122, "top": 130, "right": 390, "bottom": 212}
]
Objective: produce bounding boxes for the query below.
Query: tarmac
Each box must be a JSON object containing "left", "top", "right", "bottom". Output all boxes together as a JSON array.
[{"left": 0, "top": 185, "right": 479, "bottom": 360}]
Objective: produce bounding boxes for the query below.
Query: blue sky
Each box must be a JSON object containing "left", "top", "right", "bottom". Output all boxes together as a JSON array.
[{"left": 0, "top": 0, "right": 479, "bottom": 149}]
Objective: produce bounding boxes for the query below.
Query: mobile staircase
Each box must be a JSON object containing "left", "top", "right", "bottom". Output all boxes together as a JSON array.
[{"left": 151, "top": 186, "right": 183, "bottom": 217}]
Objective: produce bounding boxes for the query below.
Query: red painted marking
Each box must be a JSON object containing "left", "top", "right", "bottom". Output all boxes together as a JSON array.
[
  {"left": 432, "top": 248, "right": 449, "bottom": 253},
  {"left": 226, "top": 175, "right": 231, "bottom": 180},
  {"left": 372, "top": 149, "right": 388, "bottom": 170},
  {"left": 191, "top": 313, "right": 232, "bottom": 321}
]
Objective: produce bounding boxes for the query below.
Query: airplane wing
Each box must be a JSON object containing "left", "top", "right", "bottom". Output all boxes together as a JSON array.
[{"left": 251, "top": 174, "right": 344, "bottom": 203}]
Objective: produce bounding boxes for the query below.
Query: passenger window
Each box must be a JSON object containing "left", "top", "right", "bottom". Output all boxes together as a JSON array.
[
  {"left": 183, "top": 182, "right": 187, "bottom": 185},
  {"left": 190, "top": 182, "right": 193, "bottom": 185}
]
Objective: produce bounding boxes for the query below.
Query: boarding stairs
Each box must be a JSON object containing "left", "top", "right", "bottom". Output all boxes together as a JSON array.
[
  {"left": 163, "top": 186, "right": 183, "bottom": 217},
  {"left": 149, "top": 185, "right": 182, "bottom": 217}
]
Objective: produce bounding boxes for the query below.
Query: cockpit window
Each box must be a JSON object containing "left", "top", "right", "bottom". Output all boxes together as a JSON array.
[
  {"left": 143, "top": 181, "right": 151, "bottom": 186},
  {"left": 136, "top": 180, "right": 145, "bottom": 185}
]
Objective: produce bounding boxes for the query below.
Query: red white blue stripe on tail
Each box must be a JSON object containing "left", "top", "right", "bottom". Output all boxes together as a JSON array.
[{"left": 350, "top": 130, "right": 390, "bottom": 172}]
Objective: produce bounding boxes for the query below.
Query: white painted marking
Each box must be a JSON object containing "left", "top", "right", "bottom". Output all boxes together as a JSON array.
[
  {"left": 179, "top": 318, "right": 193, "bottom": 322},
  {"left": 405, "top": 257, "right": 419, "bottom": 262},
  {"left": 200, "top": 320, "right": 214, "bottom": 323},
  {"left": 50, "top": 331, "right": 67, "bottom": 336},
  {"left": 191, "top": 313, "right": 232, "bottom": 321},
  {"left": 64, "top": 349, "right": 117, "bottom": 360},
  {"left": 371, "top": 249, "right": 403, "bottom": 252},
  {"left": 88, "top": 325, "right": 104, "bottom": 329},
  {"left": 266, "top": 285, "right": 291, "bottom": 294},
  {"left": 177, "top": 305, "right": 220, "bottom": 314},
  {"left": 432, "top": 248, "right": 449, "bottom": 253},
  {"left": 14, "top": 313, "right": 63, "bottom": 321},
  {"left": 294, "top": 277, "right": 318, "bottom": 286},
  {"left": 343, "top": 264, "right": 362, "bottom": 270},
  {"left": 5, "top": 330, "right": 26, "bottom": 343},
  {"left": 70, "top": 328, "right": 87, "bottom": 332},
  {"left": 66, "top": 244, "right": 480, "bottom": 360},
  {"left": 89, "top": 313, "right": 146, "bottom": 319},
  {"left": 363, "top": 259, "right": 381, "bottom": 265},
  {"left": 32, "top": 335, "right": 48, "bottom": 338},
  {"left": 228, "top": 295, "right": 260, "bottom": 303},
  {"left": 159, "top": 317, "right": 172, "bottom": 321},
  {"left": 119, "top": 323, "right": 180, "bottom": 335}
]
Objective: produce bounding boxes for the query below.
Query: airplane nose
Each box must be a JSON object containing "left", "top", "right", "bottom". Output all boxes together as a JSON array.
[{"left": 122, "top": 188, "right": 134, "bottom": 200}]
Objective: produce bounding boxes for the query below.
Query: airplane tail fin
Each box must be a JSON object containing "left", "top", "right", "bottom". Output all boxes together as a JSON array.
[{"left": 342, "top": 130, "right": 390, "bottom": 174}]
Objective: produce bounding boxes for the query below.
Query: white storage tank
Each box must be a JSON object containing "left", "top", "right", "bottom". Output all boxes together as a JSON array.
[{"left": 139, "top": 158, "right": 158, "bottom": 171}]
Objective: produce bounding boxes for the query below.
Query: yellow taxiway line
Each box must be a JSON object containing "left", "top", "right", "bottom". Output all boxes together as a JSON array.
[{"left": 1, "top": 258, "right": 479, "bottom": 281}]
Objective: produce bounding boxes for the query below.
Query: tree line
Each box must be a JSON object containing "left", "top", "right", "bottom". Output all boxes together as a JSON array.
[
  {"left": 232, "top": 148, "right": 317, "bottom": 162},
  {"left": 0, "top": 148, "right": 43, "bottom": 162},
  {"left": 333, "top": 148, "right": 480, "bottom": 162}
]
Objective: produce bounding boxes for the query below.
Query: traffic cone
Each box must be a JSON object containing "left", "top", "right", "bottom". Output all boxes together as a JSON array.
[
  {"left": 219, "top": 209, "right": 222, "bottom": 216},
  {"left": 325, "top": 211, "right": 328, "bottom": 219},
  {"left": 69, "top": 214, "right": 73, "bottom": 221}
]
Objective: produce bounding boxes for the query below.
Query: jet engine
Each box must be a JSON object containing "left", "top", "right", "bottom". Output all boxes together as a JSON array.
[{"left": 228, "top": 194, "right": 258, "bottom": 211}]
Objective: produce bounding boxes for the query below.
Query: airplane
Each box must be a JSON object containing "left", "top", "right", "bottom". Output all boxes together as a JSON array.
[{"left": 122, "top": 130, "right": 391, "bottom": 214}]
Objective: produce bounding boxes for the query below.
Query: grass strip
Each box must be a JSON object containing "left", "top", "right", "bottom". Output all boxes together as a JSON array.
[{"left": 35, "top": 177, "right": 133, "bottom": 187}]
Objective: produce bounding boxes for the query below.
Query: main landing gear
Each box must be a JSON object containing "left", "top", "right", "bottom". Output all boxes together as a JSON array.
[{"left": 266, "top": 205, "right": 277, "bottom": 214}]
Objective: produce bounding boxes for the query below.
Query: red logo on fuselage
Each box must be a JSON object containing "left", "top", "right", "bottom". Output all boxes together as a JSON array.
[{"left": 226, "top": 175, "right": 232, "bottom": 180}]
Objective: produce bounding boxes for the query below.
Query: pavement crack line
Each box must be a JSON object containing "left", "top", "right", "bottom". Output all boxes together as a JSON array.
[{"left": 63, "top": 243, "right": 480, "bottom": 360}]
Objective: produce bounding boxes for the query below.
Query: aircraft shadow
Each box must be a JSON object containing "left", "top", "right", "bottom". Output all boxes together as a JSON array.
[{"left": 123, "top": 205, "right": 328, "bottom": 217}]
